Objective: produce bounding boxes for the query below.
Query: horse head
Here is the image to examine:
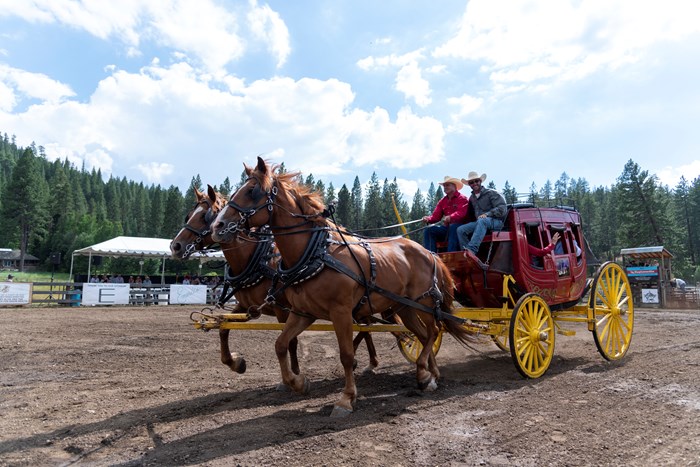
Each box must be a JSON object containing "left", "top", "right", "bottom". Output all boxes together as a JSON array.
[
  {"left": 212, "top": 157, "right": 277, "bottom": 243},
  {"left": 170, "top": 184, "right": 226, "bottom": 259}
]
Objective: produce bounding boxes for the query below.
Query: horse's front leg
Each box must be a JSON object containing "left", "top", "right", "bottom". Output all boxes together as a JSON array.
[
  {"left": 274, "top": 307, "right": 301, "bottom": 375},
  {"left": 352, "top": 332, "right": 379, "bottom": 374},
  {"left": 275, "top": 312, "right": 314, "bottom": 394},
  {"left": 219, "top": 328, "right": 246, "bottom": 374},
  {"left": 331, "top": 319, "right": 358, "bottom": 417}
]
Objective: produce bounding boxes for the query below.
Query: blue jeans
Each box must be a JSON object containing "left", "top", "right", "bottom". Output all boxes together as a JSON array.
[
  {"left": 457, "top": 217, "right": 504, "bottom": 253},
  {"left": 423, "top": 223, "right": 462, "bottom": 252}
]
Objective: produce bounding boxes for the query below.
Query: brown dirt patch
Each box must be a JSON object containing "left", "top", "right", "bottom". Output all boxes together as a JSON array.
[{"left": 1, "top": 306, "right": 699, "bottom": 466}]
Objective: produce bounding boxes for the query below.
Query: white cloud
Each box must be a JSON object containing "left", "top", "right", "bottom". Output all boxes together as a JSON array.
[
  {"left": 396, "top": 178, "right": 419, "bottom": 198},
  {"left": 346, "top": 106, "right": 444, "bottom": 169},
  {"left": 395, "top": 61, "right": 431, "bottom": 107},
  {"left": 357, "top": 50, "right": 432, "bottom": 106},
  {"left": 136, "top": 161, "right": 174, "bottom": 184},
  {"left": 247, "top": 0, "right": 291, "bottom": 68},
  {"left": 0, "top": 61, "right": 445, "bottom": 188},
  {"left": 433, "top": 0, "right": 700, "bottom": 90},
  {"left": 657, "top": 160, "right": 700, "bottom": 187},
  {"left": 0, "top": 64, "right": 75, "bottom": 110},
  {"left": 0, "top": 0, "right": 291, "bottom": 72}
]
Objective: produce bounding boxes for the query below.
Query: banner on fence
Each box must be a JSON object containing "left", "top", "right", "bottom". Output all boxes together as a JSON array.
[
  {"left": 642, "top": 288, "right": 659, "bottom": 304},
  {"left": 82, "top": 283, "right": 130, "bottom": 305},
  {"left": 169, "top": 284, "right": 207, "bottom": 304},
  {"left": 0, "top": 282, "right": 32, "bottom": 305}
]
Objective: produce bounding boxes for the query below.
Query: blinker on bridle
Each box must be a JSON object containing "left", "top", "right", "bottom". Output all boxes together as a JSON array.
[
  {"left": 181, "top": 198, "right": 216, "bottom": 258},
  {"left": 219, "top": 176, "right": 278, "bottom": 236}
]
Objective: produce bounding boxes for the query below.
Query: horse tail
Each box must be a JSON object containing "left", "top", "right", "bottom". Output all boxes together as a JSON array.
[{"left": 434, "top": 256, "right": 481, "bottom": 344}]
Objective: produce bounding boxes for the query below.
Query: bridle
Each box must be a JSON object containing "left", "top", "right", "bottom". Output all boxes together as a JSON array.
[
  {"left": 217, "top": 176, "right": 278, "bottom": 238},
  {"left": 181, "top": 198, "right": 217, "bottom": 258}
]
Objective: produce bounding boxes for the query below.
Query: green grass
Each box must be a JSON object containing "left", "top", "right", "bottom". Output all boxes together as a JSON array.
[{"left": 4, "top": 271, "right": 71, "bottom": 283}]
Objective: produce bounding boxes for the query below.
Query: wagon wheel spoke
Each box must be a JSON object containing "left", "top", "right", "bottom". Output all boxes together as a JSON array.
[
  {"left": 510, "top": 293, "right": 554, "bottom": 379},
  {"left": 590, "top": 262, "right": 634, "bottom": 361}
]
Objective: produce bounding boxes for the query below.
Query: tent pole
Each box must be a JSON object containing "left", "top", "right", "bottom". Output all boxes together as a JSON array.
[
  {"left": 69, "top": 253, "right": 75, "bottom": 282},
  {"left": 161, "top": 258, "right": 166, "bottom": 285},
  {"left": 88, "top": 253, "right": 92, "bottom": 281}
]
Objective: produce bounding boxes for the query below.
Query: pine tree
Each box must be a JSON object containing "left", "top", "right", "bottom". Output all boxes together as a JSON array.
[
  {"left": 502, "top": 181, "right": 518, "bottom": 204},
  {"left": 0, "top": 148, "right": 50, "bottom": 271},
  {"left": 336, "top": 184, "right": 351, "bottom": 227},
  {"left": 616, "top": 159, "right": 667, "bottom": 246},
  {"left": 350, "top": 176, "right": 363, "bottom": 230},
  {"left": 219, "top": 177, "right": 232, "bottom": 197},
  {"left": 163, "top": 186, "right": 185, "bottom": 237},
  {"left": 363, "top": 172, "right": 382, "bottom": 235}
]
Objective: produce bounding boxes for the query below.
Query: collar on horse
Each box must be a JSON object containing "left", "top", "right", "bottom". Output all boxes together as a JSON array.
[{"left": 216, "top": 229, "right": 277, "bottom": 306}]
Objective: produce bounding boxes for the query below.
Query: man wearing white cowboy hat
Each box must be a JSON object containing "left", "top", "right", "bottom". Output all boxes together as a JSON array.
[
  {"left": 421, "top": 175, "right": 469, "bottom": 252},
  {"left": 457, "top": 171, "right": 507, "bottom": 268}
]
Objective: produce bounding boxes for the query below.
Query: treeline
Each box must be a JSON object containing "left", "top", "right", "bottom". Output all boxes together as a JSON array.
[{"left": 1, "top": 133, "right": 699, "bottom": 281}]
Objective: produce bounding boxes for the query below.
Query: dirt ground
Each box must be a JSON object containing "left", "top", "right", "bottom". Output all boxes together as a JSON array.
[{"left": 1, "top": 305, "right": 699, "bottom": 467}]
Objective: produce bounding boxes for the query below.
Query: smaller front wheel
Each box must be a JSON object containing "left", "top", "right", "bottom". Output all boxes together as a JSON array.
[
  {"left": 509, "top": 293, "right": 555, "bottom": 378},
  {"left": 397, "top": 332, "right": 443, "bottom": 363}
]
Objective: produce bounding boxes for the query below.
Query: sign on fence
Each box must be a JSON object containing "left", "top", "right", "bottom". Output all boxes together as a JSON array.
[
  {"left": 0, "top": 282, "right": 32, "bottom": 305},
  {"left": 169, "top": 284, "right": 208, "bottom": 304},
  {"left": 642, "top": 288, "right": 659, "bottom": 304},
  {"left": 82, "top": 283, "right": 130, "bottom": 305}
]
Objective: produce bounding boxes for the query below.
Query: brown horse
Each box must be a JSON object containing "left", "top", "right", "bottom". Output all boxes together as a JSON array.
[
  {"left": 211, "top": 157, "right": 478, "bottom": 417},
  {"left": 170, "top": 185, "right": 380, "bottom": 382}
]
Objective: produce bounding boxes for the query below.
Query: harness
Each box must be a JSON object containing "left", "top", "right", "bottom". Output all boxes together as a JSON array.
[
  {"left": 218, "top": 174, "right": 463, "bottom": 324},
  {"left": 216, "top": 229, "right": 277, "bottom": 307},
  {"left": 261, "top": 226, "right": 463, "bottom": 324}
]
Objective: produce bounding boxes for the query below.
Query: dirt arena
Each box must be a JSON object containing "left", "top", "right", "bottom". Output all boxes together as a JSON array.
[{"left": 1, "top": 305, "right": 699, "bottom": 466}]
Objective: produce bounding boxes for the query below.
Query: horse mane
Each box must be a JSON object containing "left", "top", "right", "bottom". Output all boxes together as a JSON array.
[{"left": 272, "top": 170, "right": 329, "bottom": 226}]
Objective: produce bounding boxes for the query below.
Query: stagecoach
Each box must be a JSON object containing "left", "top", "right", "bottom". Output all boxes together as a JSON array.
[
  {"left": 178, "top": 157, "right": 632, "bottom": 416},
  {"left": 423, "top": 203, "right": 633, "bottom": 378}
]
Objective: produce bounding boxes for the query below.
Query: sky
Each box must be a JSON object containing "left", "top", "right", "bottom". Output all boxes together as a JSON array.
[{"left": 1, "top": 0, "right": 700, "bottom": 202}]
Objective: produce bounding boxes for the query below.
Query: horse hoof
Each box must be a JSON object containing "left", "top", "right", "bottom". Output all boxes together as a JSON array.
[
  {"left": 275, "top": 382, "right": 292, "bottom": 392},
  {"left": 232, "top": 356, "right": 246, "bottom": 374},
  {"left": 301, "top": 377, "right": 311, "bottom": 394},
  {"left": 330, "top": 405, "right": 353, "bottom": 418},
  {"left": 418, "top": 378, "right": 438, "bottom": 392},
  {"left": 361, "top": 365, "right": 377, "bottom": 375}
]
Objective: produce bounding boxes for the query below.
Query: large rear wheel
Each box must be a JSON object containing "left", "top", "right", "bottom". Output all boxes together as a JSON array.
[
  {"left": 589, "top": 262, "right": 634, "bottom": 360},
  {"left": 509, "top": 293, "right": 555, "bottom": 378}
]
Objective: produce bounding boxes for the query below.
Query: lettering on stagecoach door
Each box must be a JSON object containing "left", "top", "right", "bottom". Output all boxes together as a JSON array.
[{"left": 82, "top": 283, "right": 130, "bottom": 305}]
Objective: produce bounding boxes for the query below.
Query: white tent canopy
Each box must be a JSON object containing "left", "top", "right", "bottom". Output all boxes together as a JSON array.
[{"left": 69, "top": 236, "right": 224, "bottom": 283}]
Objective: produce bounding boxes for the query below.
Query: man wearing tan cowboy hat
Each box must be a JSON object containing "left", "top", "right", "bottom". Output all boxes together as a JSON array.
[
  {"left": 457, "top": 171, "right": 507, "bottom": 268},
  {"left": 421, "top": 175, "right": 469, "bottom": 252}
]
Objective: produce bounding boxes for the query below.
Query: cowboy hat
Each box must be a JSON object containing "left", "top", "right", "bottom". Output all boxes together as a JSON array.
[
  {"left": 438, "top": 176, "right": 464, "bottom": 190},
  {"left": 461, "top": 171, "right": 487, "bottom": 184}
]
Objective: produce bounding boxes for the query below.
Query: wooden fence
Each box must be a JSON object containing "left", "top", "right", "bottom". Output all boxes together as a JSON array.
[{"left": 27, "top": 281, "right": 224, "bottom": 307}]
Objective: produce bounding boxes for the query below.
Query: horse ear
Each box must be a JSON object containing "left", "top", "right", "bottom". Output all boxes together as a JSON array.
[
  {"left": 244, "top": 162, "right": 252, "bottom": 176},
  {"left": 256, "top": 156, "right": 267, "bottom": 175},
  {"left": 207, "top": 184, "right": 217, "bottom": 202},
  {"left": 194, "top": 187, "right": 204, "bottom": 200}
]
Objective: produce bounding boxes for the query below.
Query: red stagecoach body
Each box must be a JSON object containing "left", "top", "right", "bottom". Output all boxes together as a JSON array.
[{"left": 440, "top": 204, "right": 591, "bottom": 309}]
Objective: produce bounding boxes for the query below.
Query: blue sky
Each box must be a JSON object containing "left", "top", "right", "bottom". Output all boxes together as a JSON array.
[{"left": 1, "top": 0, "right": 699, "bottom": 201}]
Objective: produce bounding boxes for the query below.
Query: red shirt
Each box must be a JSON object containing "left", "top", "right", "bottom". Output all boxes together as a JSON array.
[{"left": 426, "top": 192, "right": 469, "bottom": 224}]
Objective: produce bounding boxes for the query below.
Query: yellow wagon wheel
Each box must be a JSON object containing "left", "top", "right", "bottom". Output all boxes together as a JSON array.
[
  {"left": 509, "top": 293, "right": 555, "bottom": 378},
  {"left": 589, "top": 262, "right": 634, "bottom": 361},
  {"left": 393, "top": 315, "right": 443, "bottom": 363},
  {"left": 491, "top": 327, "right": 509, "bottom": 352}
]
